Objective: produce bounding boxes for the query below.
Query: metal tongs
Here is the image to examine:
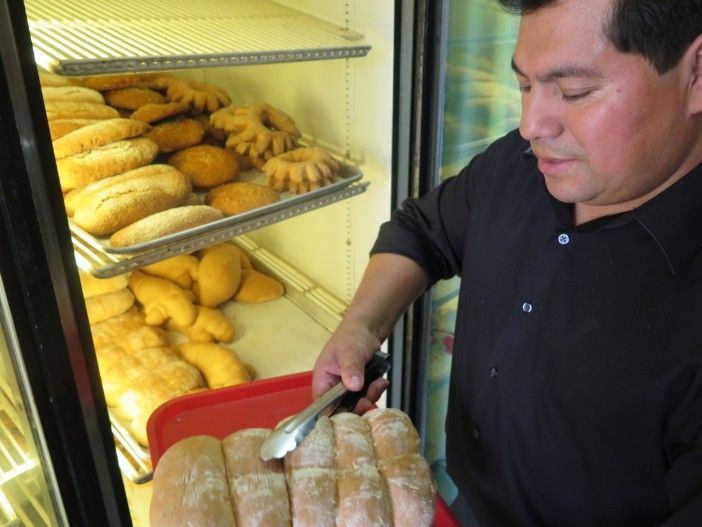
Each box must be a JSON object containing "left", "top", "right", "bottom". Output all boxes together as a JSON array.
[{"left": 260, "top": 351, "right": 391, "bottom": 461}]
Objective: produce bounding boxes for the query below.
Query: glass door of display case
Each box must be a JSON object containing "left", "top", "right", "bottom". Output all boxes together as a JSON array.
[{"left": 0, "top": 280, "right": 66, "bottom": 526}]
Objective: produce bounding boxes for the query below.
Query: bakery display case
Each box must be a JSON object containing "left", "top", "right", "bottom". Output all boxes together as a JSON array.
[{"left": 1, "top": 0, "right": 403, "bottom": 523}]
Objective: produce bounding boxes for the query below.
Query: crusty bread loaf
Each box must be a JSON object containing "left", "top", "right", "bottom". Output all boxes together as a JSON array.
[
  {"left": 70, "top": 164, "right": 192, "bottom": 236},
  {"left": 52, "top": 117, "right": 151, "bottom": 160},
  {"left": 48, "top": 118, "right": 102, "bottom": 141},
  {"left": 222, "top": 429, "right": 291, "bottom": 527},
  {"left": 57, "top": 137, "right": 159, "bottom": 191},
  {"left": 332, "top": 411, "right": 377, "bottom": 470},
  {"left": 378, "top": 453, "right": 435, "bottom": 527},
  {"left": 84, "top": 288, "right": 135, "bottom": 324},
  {"left": 44, "top": 101, "right": 119, "bottom": 121},
  {"left": 150, "top": 435, "right": 236, "bottom": 527},
  {"left": 109, "top": 205, "right": 223, "bottom": 248},
  {"left": 364, "top": 407, "right": 421, "bottom": 460},
  {"left": 41, "top": 86, "right": 104, "bottom": 104},
  {"left": 151, "top": 410, "right": 435, "bottom": 527}
]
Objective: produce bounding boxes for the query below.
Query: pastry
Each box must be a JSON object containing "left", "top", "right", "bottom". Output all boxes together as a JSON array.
[
  {"left": 142, "top": 254, "right": 200, "bottom": 289},
  {"left": 128, "top": 270, "right": 197, "bottom": 327},
  {"left": 84, "top": 288, "right": 135, "bottom": 324},
  {"left": 166, "top": 78, "right": 231, "bottom": 113},
  {"left": 167, "top": 305, "right": 235, "bottom": 343},
  {"left": 78, "top": 271, "right": 129, "bottom": 298},
  {"left": 177, "top": 342, "right": 254, "bottom": 389},
  {"left": 130, "top": 101, "right": 189, "bottom": 124},
  {"left": 262, "top": 146, "right": 340, "bottom": 194},
  {"left": 206, "top": 181, "right": 279, "bottom": 216},
  {"left": 232, "top": 270, "right": 284, "bottom": 303},
  {"left": 79, "top": 73, "right": 160, "bottom": 92},
  {"left": 194, "top": 243, "right": 243, "bottom": 307},
  {"left": 167, "top": 144, "right": 239, "bottom": 189}
]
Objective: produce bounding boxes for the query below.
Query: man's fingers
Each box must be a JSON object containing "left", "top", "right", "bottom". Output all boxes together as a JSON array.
[{"left": 339, "top": 350, "right": 367, "bottom": 392}]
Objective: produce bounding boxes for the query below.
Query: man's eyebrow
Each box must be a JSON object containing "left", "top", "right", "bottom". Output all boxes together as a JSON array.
[{"left": 510, "top": 58, "right": 602, "bottom": 82}]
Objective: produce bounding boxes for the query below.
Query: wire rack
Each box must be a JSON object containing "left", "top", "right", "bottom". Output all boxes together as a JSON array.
[{"left": 25, "top": 0, "right": 371, "bottom": 74}]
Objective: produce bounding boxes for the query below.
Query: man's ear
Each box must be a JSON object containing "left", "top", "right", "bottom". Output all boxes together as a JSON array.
[{"left": 689, "top": 33, "right": 702, "bottom": 114}]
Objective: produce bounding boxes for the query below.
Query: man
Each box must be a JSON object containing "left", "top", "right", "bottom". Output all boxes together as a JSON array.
[{"left": 312, "top": 0, "right": 702, "bottom": 525}]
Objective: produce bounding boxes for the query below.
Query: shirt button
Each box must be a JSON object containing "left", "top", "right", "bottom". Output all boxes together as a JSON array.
[
  {"left": 558, "top": 233, "right": 570, "bottom": 245},
  {"left": 522, "top": 302, "right": 533, "bottom": 313},
  {"left": 471, "top": 427, "right": 480, "bottom": 439},
  {"left": 489, "top": 367, "right": 499, "bottom": 378}
]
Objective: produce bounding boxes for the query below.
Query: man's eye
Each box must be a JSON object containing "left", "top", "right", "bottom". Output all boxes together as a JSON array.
[
  {"left": 518, "top": 85, "right": 531, "bottom": 94},
  {"left": 562, "top": 90, "right": 593, "bottom": 102}
]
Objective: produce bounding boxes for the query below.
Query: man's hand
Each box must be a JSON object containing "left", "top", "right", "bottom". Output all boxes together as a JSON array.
[{"left": 312, "top": 317, "right": 389, "bottom": 414}]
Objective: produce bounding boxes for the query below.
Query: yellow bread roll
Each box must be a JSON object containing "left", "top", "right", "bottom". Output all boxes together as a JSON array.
[
  {"left": 141, "top": 254, "right": 200, "bottom": 289},
  {"left": 48, "top": 118, "right": 102, "bottom": 141},
  {"left": 128, "top": 271, "right": 197, "bottom": 327},
  {"left": 232, "top": 269, "right": 284, "bottom": 303},
  {"left": 177, "top": 342, "right": 254, "bottom": 389},
  {"left": 84, "top": 288, "right": 135, "bottom": 324},
  {"left": 167, "top": 306, "right": 235, "bottom": 343},
  {"left": 78, "top": 271, "right": 129, "bottom": 299},
  {"left": 194, "top": 243, "right": 243, "bottom": 308}
]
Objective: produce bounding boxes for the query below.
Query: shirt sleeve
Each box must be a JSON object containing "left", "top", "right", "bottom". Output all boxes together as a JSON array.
[{"left": 661, "top": 368, "right": 702, "bottom": 525}]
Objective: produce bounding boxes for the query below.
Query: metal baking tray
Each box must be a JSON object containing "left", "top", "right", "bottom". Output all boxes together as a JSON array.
[
  {"left": 70, "top": 164, "right": 368, "bottom": 278},
  {"left": 25, "top": 0, "right": 371, "bottom": 75}
]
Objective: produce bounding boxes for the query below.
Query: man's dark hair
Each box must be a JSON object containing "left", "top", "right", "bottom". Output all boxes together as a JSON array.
[{"left": 498, "top": 0, "right": 702, "bottom": 74}]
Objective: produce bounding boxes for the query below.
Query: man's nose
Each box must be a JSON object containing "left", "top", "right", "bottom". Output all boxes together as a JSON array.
[{"left": 519, "top": 90, "right": 563, "bottom": 141}]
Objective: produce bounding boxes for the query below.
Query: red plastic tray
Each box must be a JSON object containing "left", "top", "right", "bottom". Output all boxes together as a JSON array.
[{"left": 147, "top": 371, "right": 458, "bottom": 527}]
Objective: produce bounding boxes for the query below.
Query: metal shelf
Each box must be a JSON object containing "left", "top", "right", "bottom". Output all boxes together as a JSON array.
[
  {"left": 72, "top": 176, "right": 369, "bottom": 278},
  {"left": 25, "top": 0, "right": 371, "bottom": 75}
]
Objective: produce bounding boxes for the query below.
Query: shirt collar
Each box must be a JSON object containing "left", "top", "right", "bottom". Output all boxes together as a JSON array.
[{"left": 522, "top": 147, "right": 702, "bottom": 276}]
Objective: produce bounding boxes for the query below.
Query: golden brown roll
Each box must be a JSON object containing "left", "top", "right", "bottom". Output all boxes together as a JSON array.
[
  {"left": 57, "top": 137, "right": 159, "bottom": 192},
  {"left": 70, "top": 164, "right": 192, "bottom": 236},
  {"left": 167, "top": 144, "right": 239, "bottom": 189},
  {"left": 48, "top": 118, "right": 102, "bottom": 141},
  {"left": 147, "top": 118, "right": 205, "bottom": 154},
  {"left": 44, "top": 101, "right": 119, "bottom": 121},
  {"left": 130, "top": 101, "right": 189, "bottom": 124},
  {"left": 52, "top": 117, "right": 151, "bottom": 160},
  {"left": 206, "top": 181, "right": 280, "bottom": 216},
  {"left": 79, "top": 73, "right": 159, "bottom": 92},
  {"left": 109, "top": 205, "right": 224, "bottom": 248},
  {"left": 38, "top": 72, "right": 78, "bottom": 88},
  {"left": 104, "top": 87, "right": 166, "bottom": 110},
  {"left": 41, "top": 86, "right": 104, "bottom": 104}
]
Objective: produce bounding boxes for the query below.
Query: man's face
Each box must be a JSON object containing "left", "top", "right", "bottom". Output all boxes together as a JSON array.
[{"left": 513, "top": 0, "right": 695, "bottom": 213}]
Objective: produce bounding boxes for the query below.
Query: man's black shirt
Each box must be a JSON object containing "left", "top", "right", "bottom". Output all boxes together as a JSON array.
[{"left": 372, "top": 129, "right": 702, "bottom": 526}]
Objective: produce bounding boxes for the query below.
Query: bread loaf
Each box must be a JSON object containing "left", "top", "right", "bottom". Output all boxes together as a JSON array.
[
  {"left": 222, "top": 429, "right": 291, "bottom": 527},
  {"left": 70, "top": 164, "right": 192, "bottom": 236},
  {"left": 52, "top": 117, "right": 151, "bottom": 159},
  {"left": 150, "top": 435, "right": 236, "bottom": 527},
  {"left": 49, "top": 118, "right": 102, "bottom": 141},
  {"left": 44, "top": 101, "right": 119, "bottom": 121},
  {"left": 151, "top": 409, "right": 436, "bottom": 526},
  {"left": 41, "top": 86, "right": 104, "bottom": 104},
  {"left": 109, "top": 205, "right": 224, "bottom": 248},
  {"left": 57, "top": 137, "right": 159, "bottom": 191}
]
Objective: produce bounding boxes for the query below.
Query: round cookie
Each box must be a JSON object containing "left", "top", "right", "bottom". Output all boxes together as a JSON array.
[
  {"left": 206, "top": 182, "right": 280, "bottom": 216},
  {"left": 167, "top": 145, "right": 240, "bottom": 189}
]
